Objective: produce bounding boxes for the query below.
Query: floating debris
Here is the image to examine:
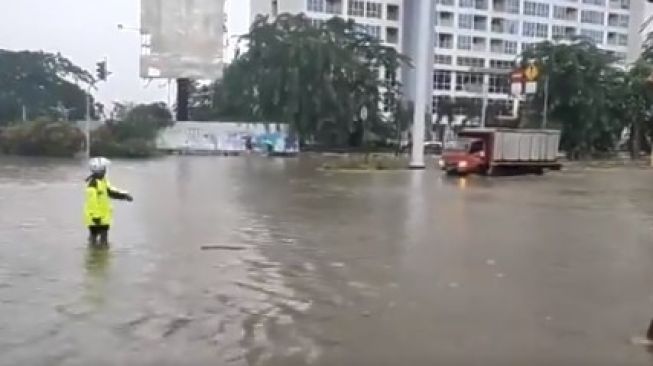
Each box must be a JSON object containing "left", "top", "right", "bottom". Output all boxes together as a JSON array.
[
  {"left": 200, "top": 245, "right": 248, "bottom": 251},
  {"left": 486, "top": 259, "right": 496, "bottom": 266}
]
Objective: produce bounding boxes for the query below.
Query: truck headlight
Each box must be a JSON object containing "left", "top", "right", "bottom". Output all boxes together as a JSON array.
[
  {"left": 438, "top": 159, "right": 445, "bottom": 168},
  {"left": 458, "top": 161, "right": 468, "bottom": 169}
]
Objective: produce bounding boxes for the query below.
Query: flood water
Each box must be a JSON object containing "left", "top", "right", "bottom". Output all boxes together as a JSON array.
[{"left": 2, "top": 156, "right": 653, "bottom": 365}]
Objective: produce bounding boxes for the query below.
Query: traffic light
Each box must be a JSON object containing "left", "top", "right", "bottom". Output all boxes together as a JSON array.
[{"left": 96, "top": 61, "right": 107, "bottom": 81}]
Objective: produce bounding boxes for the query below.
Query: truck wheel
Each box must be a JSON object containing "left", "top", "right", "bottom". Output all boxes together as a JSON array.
[{"left": 535, "top": 167, "right": 545, "bottom": 175}]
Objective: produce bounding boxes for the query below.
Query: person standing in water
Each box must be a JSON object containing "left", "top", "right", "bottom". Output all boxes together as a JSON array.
[{"left": 84, "top": 157, "right": 133, "bottom": 247}]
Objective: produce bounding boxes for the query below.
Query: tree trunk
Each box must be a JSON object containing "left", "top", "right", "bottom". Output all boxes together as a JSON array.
[{"left": 631, "top": 120, "right": 641, "bottom": 160}]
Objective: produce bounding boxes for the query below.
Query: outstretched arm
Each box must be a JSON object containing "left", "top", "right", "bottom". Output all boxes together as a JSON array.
[{"left": 107, "top": 183, "right": 133, "bottom": 201}]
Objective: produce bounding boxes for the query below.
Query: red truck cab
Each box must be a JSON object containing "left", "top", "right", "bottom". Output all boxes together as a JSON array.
[{"left": 439, "top": 137, "right": 489, "bottom": 175}]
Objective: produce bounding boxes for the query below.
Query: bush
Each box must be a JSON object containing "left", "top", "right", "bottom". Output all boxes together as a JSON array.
[
  {"left": 0, "top": 121, "right": 84, "bottom": 157},
  {"left": 90, "top": 123, "right": 159, "bottom": 158}
]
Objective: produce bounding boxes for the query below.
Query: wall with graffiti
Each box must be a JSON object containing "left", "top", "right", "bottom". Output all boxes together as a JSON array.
[{"left": 157, "top": 122, "right": 299, "bottom": 154}]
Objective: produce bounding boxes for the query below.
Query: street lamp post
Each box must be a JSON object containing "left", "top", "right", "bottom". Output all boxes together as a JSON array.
[{"left": 409, "top": 0, "right": 435, "bottom": 169}]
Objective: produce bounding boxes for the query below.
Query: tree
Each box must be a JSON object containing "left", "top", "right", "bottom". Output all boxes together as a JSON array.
[
  {"left": 0, "top": 50, "right": 95, "bottom": 124},
  {"left": 193, "top": 14, "right": 410, "bottom": 145},
  {"left": 521, "top": 39, "right": 624, "bottom": 158},
  {"left": 91, "top": 102, "right": 173, "bottom": 158}
]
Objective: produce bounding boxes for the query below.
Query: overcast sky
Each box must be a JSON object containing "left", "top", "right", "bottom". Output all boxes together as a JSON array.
[{"left": 0, "top": 0, "right": 249, "bottom": 105}]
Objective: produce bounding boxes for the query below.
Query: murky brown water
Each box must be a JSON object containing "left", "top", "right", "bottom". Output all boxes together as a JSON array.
[{"left": 2, "top": 156, "right": 653, "bottom": 365}]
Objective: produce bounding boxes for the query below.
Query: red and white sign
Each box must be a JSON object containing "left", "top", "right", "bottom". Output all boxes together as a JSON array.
[{"left": 511, "top": 69, "right": 524, "bottom": 96}]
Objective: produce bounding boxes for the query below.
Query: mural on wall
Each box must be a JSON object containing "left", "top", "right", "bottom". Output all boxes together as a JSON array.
[{"left": 158, "top": 122, "right": 299, "bottom": 154}]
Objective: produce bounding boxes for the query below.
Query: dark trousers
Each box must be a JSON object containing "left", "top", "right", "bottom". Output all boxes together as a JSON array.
[{"left": 88, "top": 225, "right": 109, "bottom": 246}]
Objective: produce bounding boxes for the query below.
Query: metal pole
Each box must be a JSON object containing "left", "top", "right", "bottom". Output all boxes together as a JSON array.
[
  {"left": 410, "top": 0, "right": 435, "bottom": 169},
  {"left": 542, "top": 74, "right": 549, "bottom": 129},
  {"left": 85, "top": 89, "right": 91, "bottom": 158}
]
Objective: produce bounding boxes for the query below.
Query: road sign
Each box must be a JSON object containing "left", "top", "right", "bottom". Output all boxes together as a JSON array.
[
  {"left": 525, "top": 81, "right": 538, "bottom": 94},
  {"left": 511, "top": 69, "right": 524, "bottom": 82},
  {"left": 511, "top": 82, "right": 523, "bottom": 96},
  {"left": 524, "top": 65, "right": 539, "bottom": 81}
]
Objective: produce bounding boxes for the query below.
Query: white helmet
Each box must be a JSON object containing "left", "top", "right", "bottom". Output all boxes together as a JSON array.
[{"left": 89, "top": 157, "right": 110, "bottom": 174}]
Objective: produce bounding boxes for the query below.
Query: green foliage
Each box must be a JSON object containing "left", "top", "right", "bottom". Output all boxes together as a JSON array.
[
  {"left": 192, "top": 14, "right": 410, "bottom": 145},
  {"left": 0, "top": 49, "right": 95, "bottom": 124},
  {"left": 0, "top": 120, "right": 84, "bottom": 157},
  {"left": 91, "top": 103, "right": 172, "bottom": 158},
  {"left": 521, "top": 39, "right": 634, "bottom": 158}
]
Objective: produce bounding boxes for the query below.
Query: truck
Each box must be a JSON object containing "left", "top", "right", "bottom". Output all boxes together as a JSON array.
[{"left": 438, "top": 128, "right": 561, "bottom": 176}]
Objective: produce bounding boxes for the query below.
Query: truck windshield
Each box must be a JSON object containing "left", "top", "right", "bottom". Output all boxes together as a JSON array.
[{"left": 445, "top": 139, "right": 480, "bottom": 152}]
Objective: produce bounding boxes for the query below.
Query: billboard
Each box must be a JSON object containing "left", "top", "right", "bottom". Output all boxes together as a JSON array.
[{"left": 140, "top": 0, "right": 225, "bottom": 79}]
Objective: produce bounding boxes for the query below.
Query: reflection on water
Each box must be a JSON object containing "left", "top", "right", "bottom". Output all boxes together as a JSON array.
[
  {"left": 2, "top": 156, "right": 653, "bottom": 365},
  {"left": 83, "top": 247, "right": 111, "bottom": 306}
]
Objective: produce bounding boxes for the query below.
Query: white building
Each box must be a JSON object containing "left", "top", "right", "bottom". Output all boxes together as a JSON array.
[{"left": 251, "top": 0, "right": 646, "bottom": 122}]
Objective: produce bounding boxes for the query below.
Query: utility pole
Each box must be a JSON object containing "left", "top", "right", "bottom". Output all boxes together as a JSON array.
[
  {"left": 410, "top": 0, "right": 435, "bottom": 169},
  {"left": 176, "top": 78, "right": 191, "bottom": 121}
]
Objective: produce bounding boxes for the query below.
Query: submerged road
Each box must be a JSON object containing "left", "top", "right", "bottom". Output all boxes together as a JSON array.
[{"left": 1, "top": 156, "right": 653, "bottom": 365}]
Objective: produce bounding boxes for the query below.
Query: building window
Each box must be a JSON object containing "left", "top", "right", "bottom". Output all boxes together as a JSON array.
[
  {"left": 435, "top": 54, "right": 453, "bottom": 65},
  {"left": 490, "top": 59, "right": 514, "bottom": 69},
  {"left": 307, "top": 0, "right": 324, "bottom": 12},
  {"left": 506, "top": 0, "right": 520, "bottom": 13},
  {"left": 437, "top": 11, "right": 455, "bottom": 27},
  {"left": 553, "top": 6, "right": 577, "bottom": 21},
  {"left": 437, "top": 0, "right": 455, "bottom": 5},
  {"left": 523, "top": 22, "right": 548, "bottom": 38},
  {"left": 608, "top": 13, "right": 629, "bottom": 28},
  {"left": 309, "top": 18, "right": 326, "bottom": 27},
  {"left": 387, "top": 4, "right": 400, "bottom": 21},
  {"left": 325, "top": 0, "right": 343, "bottom": 14},
  {"left": 472, "top": 37, "right": 487, "bottom": 51},
  {"left": 581, "top": 10, "right": 604, "bottom": 25},
  {"left": 505, "top": 40, "right": 518, "bottom": 54},
  {"left": 355, "top": 24, "right": 381, "bottom": 39},
  {"left": 474, "top": 16, "right": 488, "bottom": 31},
  {"left": 460, "top": 0, "right": 475, "bottom": 7},
  {"left": 524, "top": 1, "right": 550, "bottom": 17},
  {"left": 552, "top": 25, "right": 577, "bottom": 38},
  {"left": 609, "top": 0, "right": 630, "bottom": 9},
  {"left": 581, "top": 28, "right": 604, "bottom": 44},
  {"left": 459, "top": 14, "right": 473, "bottom": 29},
  {"left": 456, "top": 72, "right": 484, "bottom": 91},
  {"left": 433, "top": 96, "right": 452, "bottom": 115},
  {"left": 386, "top": 27, "right": 399, "bottom": 44},
  {"left": 583, "top": 0, "right": 605, "bottom": 5},
  {"left": 458, "top": 56, "right": 485, "bottom": 68},
  {"left": 458, "top": 35, "right": 472, "bottom": 50},
  {"left": 437, "top": 33, "right": 454, "bottom": 49},
  {"left": 434, "top": 70, "right": 452, "bottom": 90},
  {"left": 491, "top": 18, "right": 519, "bottom": 35},
  {"left": 617, "top": 33, "right": 628, "bottom": 45},
  {"left": 366, "top": 2, "right": 382, "bottom": 18},
  {"left": 348, "top": 0, "right": 365, "bottom": 16},
  {"left": 488, "top": 74, "right": 510, "bottom": 94},
  {"left": 475, "top": 0, "right": 489, "bottom": 10}
]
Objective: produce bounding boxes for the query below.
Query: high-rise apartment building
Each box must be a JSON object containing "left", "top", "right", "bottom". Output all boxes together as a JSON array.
[{"left": 251, "top": 0, "right": 646, "bottom": 120}]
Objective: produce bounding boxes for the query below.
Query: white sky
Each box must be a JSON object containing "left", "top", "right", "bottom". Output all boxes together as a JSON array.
[{"left": 0, "top": 0, "right": 250, "bottom": 105}]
